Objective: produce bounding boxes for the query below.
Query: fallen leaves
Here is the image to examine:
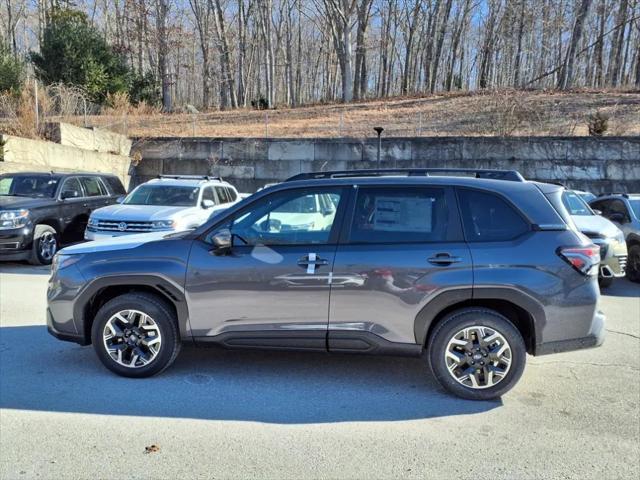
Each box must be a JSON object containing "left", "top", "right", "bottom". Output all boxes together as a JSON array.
[{"left": 144, "top": 444, "right": 160, "bottom": 454}]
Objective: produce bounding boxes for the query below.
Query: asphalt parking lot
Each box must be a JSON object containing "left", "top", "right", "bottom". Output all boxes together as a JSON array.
[{"left": 0, "top": 263, "right": 638, "bottom": 480}]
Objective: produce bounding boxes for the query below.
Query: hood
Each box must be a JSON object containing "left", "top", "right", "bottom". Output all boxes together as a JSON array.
[
  {"left": 0, "top": 196, "right": 56, "bottom": 210},
  {"left": 572, "top": 214, "right": 621, "bottom": 239},
  {"left": 91, "top": 204, "right": 195, "bottom": 221},
  {"left": 61, "top": 230, "right": 192, "bottom": 254}
]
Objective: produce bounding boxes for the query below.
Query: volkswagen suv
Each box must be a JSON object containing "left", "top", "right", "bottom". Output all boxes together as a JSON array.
[
  {"left": 47, "top": 169, "right": 604, "bottom": 400},
  {"left": 85, "top": 175, "right": 240, "bottom": 241}
]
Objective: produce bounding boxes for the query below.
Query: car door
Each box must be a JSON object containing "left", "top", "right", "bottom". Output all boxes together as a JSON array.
[
  {"left": 80, "top": 176, "right": 111, "bottom": 209},
  {"left": 328, "top": 185, "right": 473, "bottom": 349},
  {"left": 57, "top": 176, "right": 87, "bottom": 240},
  {"left": 185, "top": 186, "right": 348, "bottom": 349}
]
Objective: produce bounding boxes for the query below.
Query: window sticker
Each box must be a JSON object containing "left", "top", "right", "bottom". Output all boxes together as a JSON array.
[{"left": 373, "top": 196, "right": 433, "bottom": 232}]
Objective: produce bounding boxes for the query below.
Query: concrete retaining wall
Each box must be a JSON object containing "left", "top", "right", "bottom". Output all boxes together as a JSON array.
[
  {"left": 1, "top": 134, "right": 130, "bottom": 186},
  {"left": 44, "top": 122, "right": 132, "bottom": 157},
  {"left": 132, "top": 136, "right": 640, "bottom": 194}
]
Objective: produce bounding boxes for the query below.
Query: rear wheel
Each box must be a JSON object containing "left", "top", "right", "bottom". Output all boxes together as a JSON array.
[
  {"left": 91, "top": 293, "right": 181, "bottom": 378},
  {"left": 28, "top": 225, "right": 58, "bottom": 265},
  {"left": 427, "top": 308, "right": 526, "bottom": 400}
]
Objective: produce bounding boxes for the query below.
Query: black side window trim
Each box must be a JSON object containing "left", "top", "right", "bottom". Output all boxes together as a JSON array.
[
  {"left": 455, "top": 186, "right": 532, "bottom": 243},
  {"left": 338, "top": 185, "right": 464, "bottom": 245}
]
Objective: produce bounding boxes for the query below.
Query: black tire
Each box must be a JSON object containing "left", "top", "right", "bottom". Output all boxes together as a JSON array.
[
  {"left": 626, "top": 245, "right": 640, "bottom": 283},
  {"left": 427, "top": 308, "right": 526, "bottom": 401},
  {"left": 28, "top": 225, "right": 59, "bottom": 265},
  {"left": 91, "top": 293, "right": 181, "bottom": 378},
  {"left": 598, "top": 275, "right": 614, "bottom": 289}
]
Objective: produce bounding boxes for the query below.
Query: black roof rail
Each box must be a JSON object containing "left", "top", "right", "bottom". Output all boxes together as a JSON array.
[
  {"left": 285, "top": 168, "right": 526, "bottom": 182},
  {"left": 598, "top": 192, "right": 629, "bottom": 198},
  {"left": 157, "top": 174, "right": 222, "bottom": 181}
]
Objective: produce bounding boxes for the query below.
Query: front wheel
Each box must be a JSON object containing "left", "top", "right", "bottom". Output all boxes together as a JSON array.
[
  {"left": 91, "top": 293, "right": 181, "bottom": 378},
  {"left": 626, "top": 245, "right": 640, "bottom": 283},
  {"left": 29, "top": 225, "right": 58, "bottom": 265},
  {"left": 427, "top": 308, "right": 526, "bottom": 400}
]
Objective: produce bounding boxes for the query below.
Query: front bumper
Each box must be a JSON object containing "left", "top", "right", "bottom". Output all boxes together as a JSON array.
[
  {"left": 597, "top": 238, "right": 628, "bottom": 277},
  {"left": 47, "top": 308, "right": 88, "bottom": 345},
  {"left": 0, "top": 227, "right": 33, "bottom": 261},
  {"left": 535, "top": 310, "right": 606, "bottom": 355}
]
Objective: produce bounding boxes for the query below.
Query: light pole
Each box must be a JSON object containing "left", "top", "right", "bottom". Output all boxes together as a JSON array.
[{"left": 374, "top": 127, "right": 384, "bottom": 168}]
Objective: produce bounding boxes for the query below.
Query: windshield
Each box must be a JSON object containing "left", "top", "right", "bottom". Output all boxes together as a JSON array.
[
  {"left": 0, "top": 175, "right": 60, "bottom": 198},
  {"left": 629, "top": 199, "right": 640, "bottom": 219},
  {"left": 124, "top": 185, "right": 199, "bottom": 206},
  {"left": 562, "top": 191, "right": 593, "bottom": 216}
]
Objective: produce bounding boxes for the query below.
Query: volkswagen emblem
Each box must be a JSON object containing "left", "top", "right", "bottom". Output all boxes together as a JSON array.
[{"left": 117, "top": 222, "right": 127, "bottom": 232}]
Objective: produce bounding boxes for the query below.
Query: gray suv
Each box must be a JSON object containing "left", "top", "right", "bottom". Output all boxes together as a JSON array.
[{"left": 47, "top": 169, "right": 605, "bottom": 400}]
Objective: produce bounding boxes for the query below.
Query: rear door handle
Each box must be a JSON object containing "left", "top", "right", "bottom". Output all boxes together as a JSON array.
[{"left": 428, "top": 253, "right": 462, "bottom": 265}]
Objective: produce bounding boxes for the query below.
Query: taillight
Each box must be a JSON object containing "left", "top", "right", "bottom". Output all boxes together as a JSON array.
[{"left": 557, "top": 246, "right": 600, "bottom": 276}]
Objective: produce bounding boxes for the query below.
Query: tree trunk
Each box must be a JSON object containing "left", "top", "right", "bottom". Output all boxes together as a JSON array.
[
  {"left": 557, "top": 0, "right": 592, "bottom": 90},
  {"left": 156, "top": 0, "right": 172, "bottom": 112}
]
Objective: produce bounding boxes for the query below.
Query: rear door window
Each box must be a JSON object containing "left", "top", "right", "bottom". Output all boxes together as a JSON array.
[
  {"left": 80, "top": 176, "right": 107, "bottom": 197},
  {"left": 458, "top": 189, "right": 529, "bottom": 242},
  {"left": 216, "top": 186, "right": 230, "bottom": 203},
  {"left": 226, "top": 187, "right": 237, "bottom": 201},
  {"left": 347, "top": 187, "right": 450, "bottom": 243}
]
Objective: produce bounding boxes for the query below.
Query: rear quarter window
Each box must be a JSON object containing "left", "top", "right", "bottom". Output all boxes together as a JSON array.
[
  {"left": 103, "top": 176, "right": 126, "bottom": 195},
  {"left": 458, "top": 188, "right": 530, "bottom": 242}
]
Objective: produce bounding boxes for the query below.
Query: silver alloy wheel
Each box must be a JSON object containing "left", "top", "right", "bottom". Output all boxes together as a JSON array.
[
  {"left": 444, "top": 325, "right": 512, "bottom": 389},
  {"left": 102, "top": 310, "right": 162, "bottom": 368},
  {"left": 39, "top": 232, "right": 57, "bottom": 261}
]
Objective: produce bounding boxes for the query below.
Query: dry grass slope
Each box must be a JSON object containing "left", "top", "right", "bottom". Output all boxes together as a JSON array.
[{"left": 2, "top": 89, "right": 639, "bottom": 139}]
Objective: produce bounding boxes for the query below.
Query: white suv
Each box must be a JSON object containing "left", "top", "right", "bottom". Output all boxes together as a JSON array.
[{"left": 85, "top": 176, "right": 240, "bottom": 241}]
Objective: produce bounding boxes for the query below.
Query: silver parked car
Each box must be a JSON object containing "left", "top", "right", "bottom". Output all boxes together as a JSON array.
[
  {"left": 48, "top": 168, "right": 604, "bottom": 401},
  {"left": 85, "top": 175, "right": 240, "bottom": 241},
  {"left": 590, "top": 193, "right": 640, "bottom": 282},
  {"left": 562, "top": 190, "right": 627, "bottom": 288}
]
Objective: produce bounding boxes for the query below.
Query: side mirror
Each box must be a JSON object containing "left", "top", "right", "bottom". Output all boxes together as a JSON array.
[
  {"left": 202, "top": 199, "right": 215, "bottom": 209},
  {"left": 210, "top": 228, "right": 232, "bottom": 254},
  {"left": 116, "top": 195, "right": 126, "bottom": 204},
  {"left": 61, "top": 190, "right": 80, "bottom": 200},
  {"left": 592, "top": 209, "right": 602, "bottom": 216}
]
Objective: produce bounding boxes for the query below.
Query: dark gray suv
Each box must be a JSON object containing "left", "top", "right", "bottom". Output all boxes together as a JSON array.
[{"left": 47, "top": 169, "right": 605, "bottom": 400}]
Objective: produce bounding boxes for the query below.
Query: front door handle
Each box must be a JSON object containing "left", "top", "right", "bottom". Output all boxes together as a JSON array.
[
  {"left": 297, "top": 253, "right": 329, "bottom": 274},
  {"left": 428, "top": 253, "right": 462, "bottom": 266}
]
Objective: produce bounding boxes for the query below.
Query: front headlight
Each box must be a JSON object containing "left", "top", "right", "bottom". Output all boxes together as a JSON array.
[
  {"left": 152, "top": 220, "right": 176, "bottom": 230},
  {"left": 0, "top": 209, "right": 29, "bottom": 229},
  {"left": 88, "top": 217, "right": 99, "bottom": 227}
]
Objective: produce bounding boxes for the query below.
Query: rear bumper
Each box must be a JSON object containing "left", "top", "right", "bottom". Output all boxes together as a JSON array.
[{"left": 534, "top": 310, "right": 606, "bottom": 355}]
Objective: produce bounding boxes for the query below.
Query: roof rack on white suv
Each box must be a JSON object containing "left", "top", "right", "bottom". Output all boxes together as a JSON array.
[{"left": 157, "top": 175, "right": 223, "bottom": 182}]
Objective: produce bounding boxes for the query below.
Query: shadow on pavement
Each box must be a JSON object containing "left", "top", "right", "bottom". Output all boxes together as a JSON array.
[
  {"left": 0, "top": 263, "right": 51, "bottom": 276},
  {"left": 0, "top": 325, "right": 500, "bottom": 423},
  {"left": 601, "top": 278, "right": 640, "bottom": 298}
]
